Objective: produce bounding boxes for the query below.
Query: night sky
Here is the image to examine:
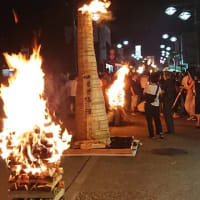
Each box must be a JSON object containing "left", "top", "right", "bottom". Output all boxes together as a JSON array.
[{"left": 0, "top": 0, "right": 194, "bottom": 72}]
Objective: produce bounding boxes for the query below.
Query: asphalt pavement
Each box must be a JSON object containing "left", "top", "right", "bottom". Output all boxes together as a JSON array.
[{"left": 1, "top": 114, "right": 200, "bottom": 200}]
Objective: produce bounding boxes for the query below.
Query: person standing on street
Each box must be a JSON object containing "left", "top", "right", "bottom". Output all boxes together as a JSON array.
[
  {"left": 130, "top": 72, "right": 140, "bottom": 115},
  {"left": 144, "top": 72, "right": 164, "bottom": 139},
  {"left": 140, "top": 71, "right": 149, "bottom": 101},
  {"left": 163, "top": 71, "right": 176, "bottom": 134},
  {"left": 182, "top": 72, "right": 195, "bottom": 120}
]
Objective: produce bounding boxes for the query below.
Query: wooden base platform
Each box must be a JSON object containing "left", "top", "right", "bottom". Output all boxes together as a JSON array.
[
  {"left": 9, "top": 179, "right": 65, "bottom": 200},
  {"left": 10, "top": 189, "right": 65, "bottom": 200},
  {"left": 63, "top": 138, "right": 140, "bottom": 157},
  {"left": 9, "top": 187, "right": 65, "bottom": 200}
]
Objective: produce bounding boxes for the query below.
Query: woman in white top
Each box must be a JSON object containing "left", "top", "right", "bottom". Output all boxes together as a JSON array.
[{"left": 144, "top": 72, "right": 164, "bottom": 139}]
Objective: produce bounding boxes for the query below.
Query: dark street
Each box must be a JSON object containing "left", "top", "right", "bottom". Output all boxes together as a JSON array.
[{"left": 1, "top": 114, "right": 200, "bottom": 200}]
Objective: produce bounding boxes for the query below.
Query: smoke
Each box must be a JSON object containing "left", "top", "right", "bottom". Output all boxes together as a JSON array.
[{"left": 95, "top": 11, "right": 113, "bottom": 23}]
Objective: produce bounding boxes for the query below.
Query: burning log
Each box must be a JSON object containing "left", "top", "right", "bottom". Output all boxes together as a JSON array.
[
  {"left": 9, "top": 168, "right": 65, "bottom": 199},
  {"left": 107, "top": 107, "right": 135, "bottom": 126},
  {"left": 9, "top": 181, "right": 65, "bottom": 200},
  {"left": 0, "top": 45, "right": 71, "bottom": 199}
]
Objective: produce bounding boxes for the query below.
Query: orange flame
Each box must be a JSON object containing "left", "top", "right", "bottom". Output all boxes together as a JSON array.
[
  {"left": 12, "top": 9, "right": 18, "bottom": 24},
  {"left": 0, "top": 46, "right": 71, "bottom": 175},
  {"left": 79, "top": 0, "right": 111, "bottom": 21},
  {"left": 106, "top": 66, "right": 129, "bottom": 109}
]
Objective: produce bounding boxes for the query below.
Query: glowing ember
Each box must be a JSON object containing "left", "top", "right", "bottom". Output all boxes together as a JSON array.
[
  {"left": 106, "top": 66, "right": 129, "bottom": 109},
  {"left": 79, "top": 0, "right": 111, "bottom": 21},
  {"left": 0, "top": 46, "right": 71, "bottom": 176},
  {"left": 12, "top": 9, "right": 18, "bottom": 24}
]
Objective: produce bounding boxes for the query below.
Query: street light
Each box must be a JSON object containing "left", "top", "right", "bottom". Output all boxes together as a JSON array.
[
  {"left": 170, "top": 36, "right": 178, "bottom": 42},
  {"left": 123, "top": 40, "right": 129, "bottom": 45},
  {"left": 160, "top": 44, "right": 165, "bottom": 49},
  {"left": 178, "top": 11, "right": 192, "bottom": 21},
  {"left": 117, "top": 44, "right": 122, "bottom": 49},
  {"left": 165, "top": 4, "right": 199, "bottom": 67},
  {"left": 162, "top": 34, "right": 169, "bottom": 39},
  {"left": 165, "top": 6, "right": 177, "bottom": 16},
  {"left": 166, "top": 46, "right": 171, "bottom": 51},
  {"left": 165, "top": 6, "right": 192, "bottom": 21}
]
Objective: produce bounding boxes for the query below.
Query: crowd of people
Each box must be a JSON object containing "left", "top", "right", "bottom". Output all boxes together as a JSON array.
[
  {"left": 99, "top": 68, "right": 200, "bottom": 139},
  {"left": 44, "top": 67, "right": 200, "bottom": 139}
]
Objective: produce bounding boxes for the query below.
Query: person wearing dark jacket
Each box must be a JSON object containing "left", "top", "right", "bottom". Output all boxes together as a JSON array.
[{"left": 163, "top": 71, "right": 176, "bottom": 134}]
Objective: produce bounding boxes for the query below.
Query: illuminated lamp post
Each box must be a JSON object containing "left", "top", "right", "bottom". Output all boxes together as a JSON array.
[
  {"left": 117, "top": 43, "right": 122, "bottom": 48},
  {"left": 116, "top": 40, "right": 131, "bottom": 61},
  {"left": 165, "top": 6, "right": 177, "bottom": 16},
  {"left": 160, "top": 44, "right": 165, "bottom": 49},
  {"left": 162, "top": 32, "right": 184, "bottom": 70},
  {"left": 123, "top": 40, "right": 129, "bottom": 45},
  {"left": 165, "top": 3, "right": 200, "bottom": 67}
]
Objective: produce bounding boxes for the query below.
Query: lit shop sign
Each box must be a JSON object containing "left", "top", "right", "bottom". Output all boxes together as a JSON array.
[{"left": 135, "top": 45, "right": 143, "bottom": 60}]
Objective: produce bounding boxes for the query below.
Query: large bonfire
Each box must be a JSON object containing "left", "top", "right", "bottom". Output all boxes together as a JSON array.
[
  {"left": 106, "top": 65, "right": 136, "bottom": 125},
  {"left": 106, "top": 65, "right": 129, "bottom": 109},
  {"left": 0, "top": 45, "right": 71, "bottom": 176}
]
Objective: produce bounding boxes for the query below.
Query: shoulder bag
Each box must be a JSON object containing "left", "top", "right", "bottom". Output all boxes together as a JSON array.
[{"left": 144, "top": 85, "right": 159, "bottom": 104}]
